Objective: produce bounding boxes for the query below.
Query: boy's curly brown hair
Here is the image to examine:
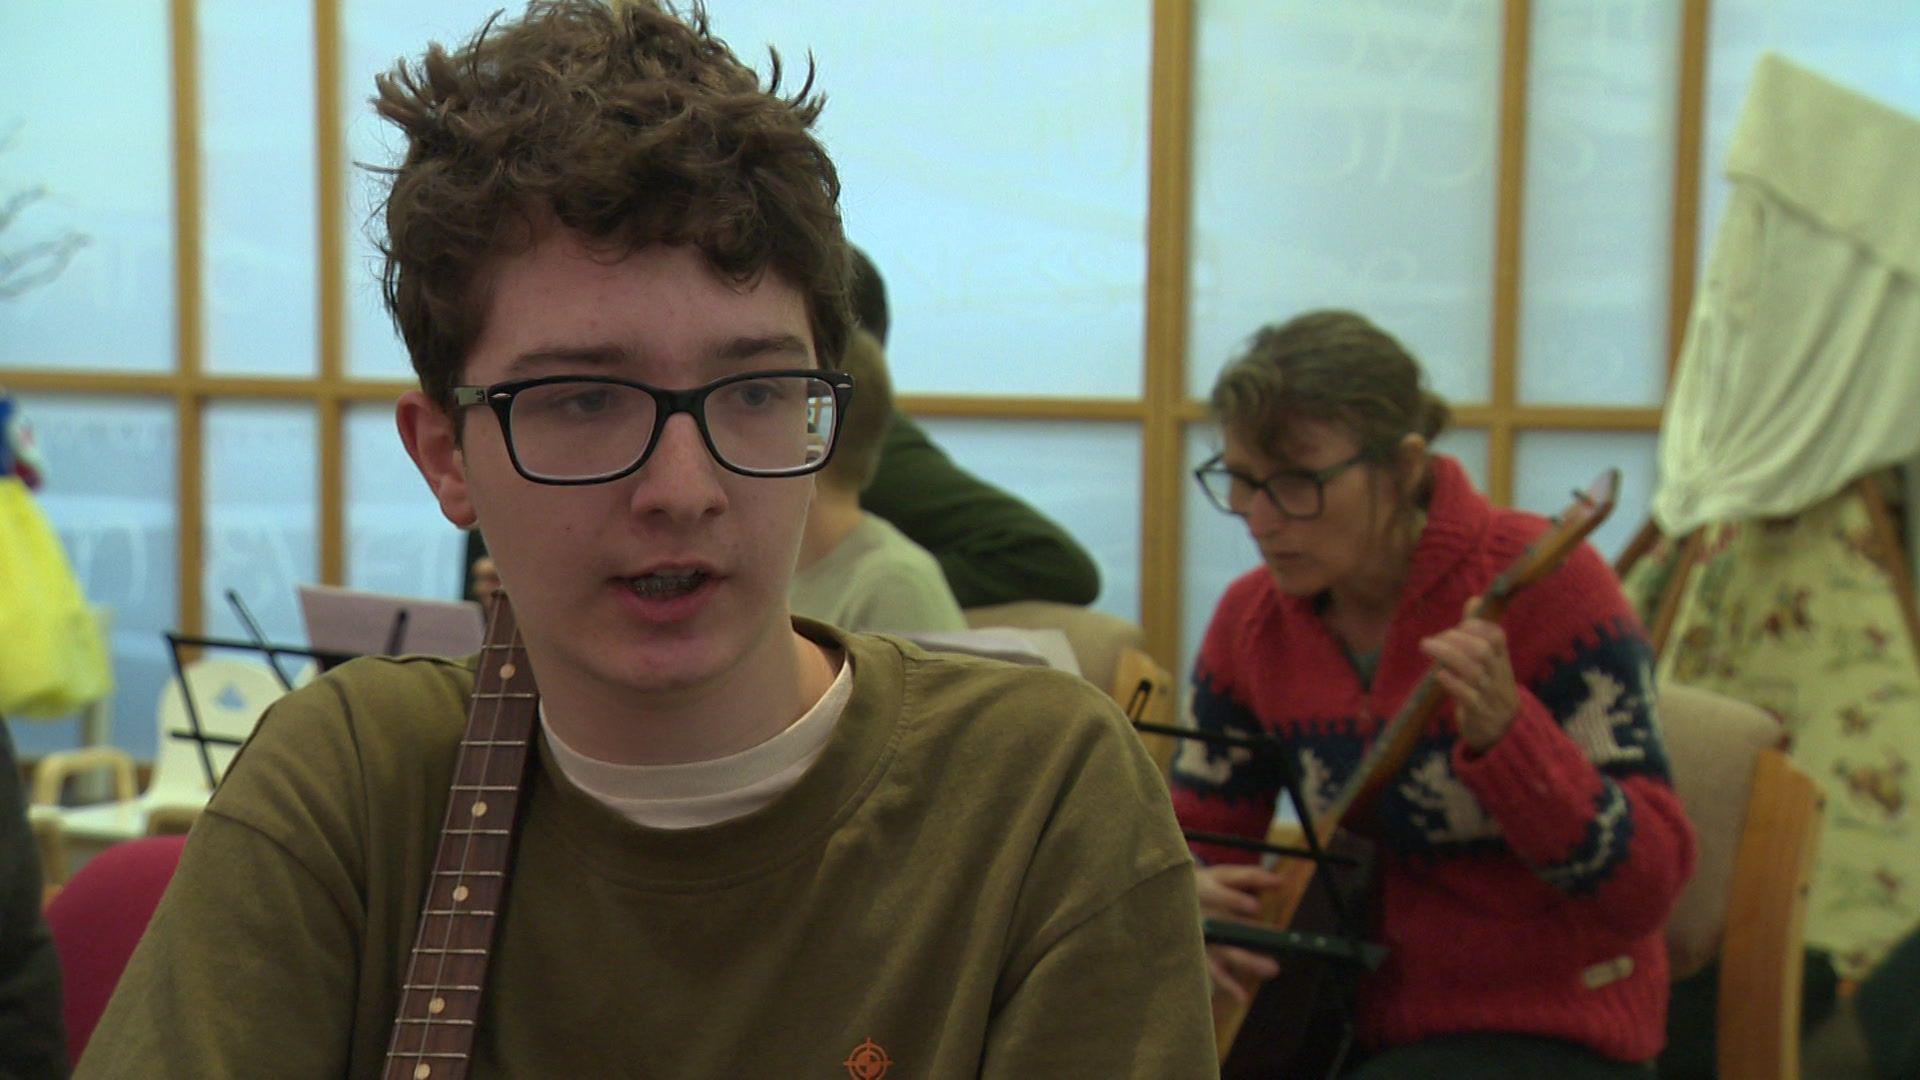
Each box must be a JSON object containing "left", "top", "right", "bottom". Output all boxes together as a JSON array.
[
  {"left": 370, "top": 0, "right": 852, "bottom": 409},
  {"left": 822, "top": 328, "right": 893, "bottom": 495}
]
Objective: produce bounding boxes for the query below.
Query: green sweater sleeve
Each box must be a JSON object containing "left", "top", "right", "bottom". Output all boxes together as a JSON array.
[
  {"left": 968, "top": 667, "right": 1218, "bottom": 1076},
  {"left": 981, "top": 863, "right": 1218, "bottom": 1078},
  {"left": 860, "top": 412, "right": 1102, "bottom": 608},
  {"left": 77, "top": 678, "right": 378, "bottom": 1079},
  {"left": 76, "top": 811, "right": 362, "bottom": 1079}
]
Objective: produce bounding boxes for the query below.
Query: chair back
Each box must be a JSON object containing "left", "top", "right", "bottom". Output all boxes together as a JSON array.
[
  {"left": 147, "top": 658, "right": 286, "bottom": 806},
  {"left": 44, "top": 834, "right": 189, "bottom": 1066},
  {"left": 1658, "top": 682, "right": 1823, "bottom": 1080},
  {"left": 1111, "top": 647, "right": 1178, "bottom": 776},
  {"left": 963, "top": 601, "right": 1145, "bottom": 696}
]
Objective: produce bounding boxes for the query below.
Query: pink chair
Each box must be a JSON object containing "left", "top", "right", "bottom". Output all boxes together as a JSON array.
[{"left": 43, "top": 834, "right": 188, "bottom": 1067}]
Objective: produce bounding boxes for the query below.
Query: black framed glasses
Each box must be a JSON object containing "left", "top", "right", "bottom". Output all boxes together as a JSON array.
[
  {"left": 451, "top": 368, "right": 855, "bottom": 485},
  {"left": 1193, "top": 450, "right": 1376, "bottom": 520}
]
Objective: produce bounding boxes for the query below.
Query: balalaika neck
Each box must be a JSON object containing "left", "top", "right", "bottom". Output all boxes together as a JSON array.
[
  {"left": 383, "top": 594, "right": 539, "bottom": 1080},
  {"left": 1316, "top": 586, "right": 1516, "bottom": 830}
]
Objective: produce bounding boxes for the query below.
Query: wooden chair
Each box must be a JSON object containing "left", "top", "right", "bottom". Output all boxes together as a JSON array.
[
  {"left": 1659, "top": 683, "right": 1825, "bottom": 1080},
  {"left": 962, "top": 601, "right": 1145, "bottom": 698},
  {"left": 32, "top": 814, "right": 66, "bottom": 902},
  {"left": 1111, "top": 646, "right": 1177, "bottom": 777},
  {"left": 961, "top": 603, "right": 1177, "bottom": 772},
  {"left": 30, "top": 657, "right": 285, "bottom": 880},
  {"left": 27, "top": 745, "right": 136, "bottom": 885}
]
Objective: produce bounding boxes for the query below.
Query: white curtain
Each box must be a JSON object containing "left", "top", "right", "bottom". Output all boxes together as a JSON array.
[{"left": 1654, "top": 53, "right": 1920, "bottom": 535}]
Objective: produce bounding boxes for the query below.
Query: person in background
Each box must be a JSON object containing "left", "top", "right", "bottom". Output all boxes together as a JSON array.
[
  {"left": 80, "top": 3, "right": 1215, "bottom": 1074},
  {"left": 0, "top": 391, "right": 48, "bottom": 489},
  {"left": 1173, "top": 310, "right": 1694, "bottom": 1077},
  {"left": 848, "top": 246, "right": 1103, "bottom": 609},
  {"left": 0, "top": 720, "right": 66, "bottom": 1077},
  {"left": 791, "top": 329, "right": 967, "bottom": 634},
  {"left": 0, "top": 395, "right": 67, "bottom": 1076},
  {"left": 465, "top": 537, "right": 500, "bottom": 608}
]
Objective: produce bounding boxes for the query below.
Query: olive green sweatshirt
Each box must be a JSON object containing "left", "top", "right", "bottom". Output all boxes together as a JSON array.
[{"left": 79, "top": 624, "right": 1214, "bottom": 1078}]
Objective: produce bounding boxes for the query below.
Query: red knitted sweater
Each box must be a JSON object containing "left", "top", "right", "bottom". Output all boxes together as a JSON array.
[{"left": 1171, "top": 455, "right": 1696, "bottom": 1063}]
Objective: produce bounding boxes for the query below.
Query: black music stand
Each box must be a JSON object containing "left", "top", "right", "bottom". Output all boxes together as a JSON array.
[
  {"left": 1127, "top": 688, "right": 1385, "bottom": 1080},
  {"left": 163, "top": 632, "right": 357, "bottom": 790}
]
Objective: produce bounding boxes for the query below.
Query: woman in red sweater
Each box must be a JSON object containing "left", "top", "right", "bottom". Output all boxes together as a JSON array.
[{"left": 1173, "top": 310, "right": 1694, "bottom": 1078}]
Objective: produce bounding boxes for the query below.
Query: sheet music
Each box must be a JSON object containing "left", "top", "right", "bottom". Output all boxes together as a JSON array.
[
  {"left": 298, "top": 583, "right": 485, "bottom": 660},
  {"left": 900, "top": 627, "right": 1081, "bottom": 676}
]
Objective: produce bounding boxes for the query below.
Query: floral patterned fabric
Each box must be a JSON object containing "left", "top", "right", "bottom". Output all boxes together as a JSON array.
[{"left": 1623, "top": 485, "right": 1920, "bottom": 979}]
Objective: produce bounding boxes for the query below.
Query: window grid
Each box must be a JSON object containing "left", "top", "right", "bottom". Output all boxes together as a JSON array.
[{"left": 7, "top": 0, "right": 1704, "bottom": 687}]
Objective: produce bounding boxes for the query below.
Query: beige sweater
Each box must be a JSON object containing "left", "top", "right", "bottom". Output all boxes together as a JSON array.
[{"left": 790, "top": 513, "right": 968, "bottom": 634}]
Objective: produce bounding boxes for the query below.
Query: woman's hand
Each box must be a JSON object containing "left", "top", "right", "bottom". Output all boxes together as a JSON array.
[
  {"left": 1195, "top": 863, "right": 1283, "bottom": 1003},
  {"left": 1419, "top": 600, "right": 1519, "bottom": 753}
]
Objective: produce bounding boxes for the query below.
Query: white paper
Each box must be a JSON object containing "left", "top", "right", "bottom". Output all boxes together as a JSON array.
[
  {"left": 900, "top": 627, "right": 1082, "bottom": 677},
  {"left": 298, "top": 583, "right": 485, "bottom": 661}
]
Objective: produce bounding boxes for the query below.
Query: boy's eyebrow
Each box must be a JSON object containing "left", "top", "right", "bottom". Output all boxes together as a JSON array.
[
  {"left": 1221, "top": 454, "right": 1296, "bottom": 476},
  {"left": 498, "top": 334, "right": 812, "bottom": 378},
  {"left": 709, "top": 333, "right": 813, "bottom": 364},
  {"left": 502, "top": 344, "right": 628, "bottom": 377}
]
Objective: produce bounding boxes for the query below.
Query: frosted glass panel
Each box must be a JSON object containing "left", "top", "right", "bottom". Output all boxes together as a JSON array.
[
  {"left": 1519, "top": 2, "right": 1678, "bottom": 407},
  {"left": 205, "top": 404, "right": 317, "bottom": 645},
  {"left": 343, "top": 2, "right": 1151, "bottom": 397},
  {"left": 1434, "top": 426, "right": 1491, "bottom": 490},
  {"left": 0, "top": 3, "right": 174, "bottom": 371},
  {"left": 346, "top": 403, "right": 466, "bottom": 600},
  {"left": 1180, "top": 422, "right": 1488, "bottom": 676},
  {"left": 342, "top": 0, "right": 507, "bottom": 380},
  {"left": 201, "top": 0, "right": 319, "bottom": 376},
  {"left": 1514, "top": 430, "right": 1658, "bottom": 563},
  {"left": 1700, "top": 2, "right": 1920, "bottom": 274},
  {"left": 1182, "top": 425, "right": 1254, "bottom": 680},
  {"left": 1189, "top": 0, "right": 1502, "bottom": 403},
  {"left": 916, "top": 419, "right": 1140, "bottom": 622},
  {"left": 710, "top": 2, "right": 1150, "bottom": 397},
  {"left": 7, "top": 396, "right": 177, "bottom": 760}
]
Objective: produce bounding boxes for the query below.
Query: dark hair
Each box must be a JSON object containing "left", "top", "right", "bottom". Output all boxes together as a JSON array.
[
  {"left": 847, "top": 245, "right": 889, "bottom": 345},
  {"left": 372, "top": 0, "right": 852, "bottom": 408},
  {"left": 822, "top": 328, "right": 891, "bottom": 493},
  {"left": 1210, "top": 309, "right": 1451, "bottom": 460}
]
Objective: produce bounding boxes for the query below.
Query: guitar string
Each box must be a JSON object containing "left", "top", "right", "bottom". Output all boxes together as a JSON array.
[
  {"left": 424, "top": 605, "right": 514, "bottom": 1070},
  {"left": 411, "top": 596, "right": 513, "bottom": 1075}
]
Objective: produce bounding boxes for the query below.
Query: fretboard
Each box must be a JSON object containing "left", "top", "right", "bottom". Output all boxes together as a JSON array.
[{"left": 383, "top": 595, "right": 539, "bottom": 1080}]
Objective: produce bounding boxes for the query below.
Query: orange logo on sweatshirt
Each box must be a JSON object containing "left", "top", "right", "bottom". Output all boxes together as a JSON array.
[{"left": 843, "top": 1037, "right": 893, "bottom": 1079}]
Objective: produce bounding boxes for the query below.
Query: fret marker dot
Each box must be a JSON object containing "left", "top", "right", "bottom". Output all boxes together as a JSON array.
[
  {"left": 429, "top": 996, "right": 446, "bottom": 1015},
  {"left": 499, "top": 663, "right": 517, "bottom": 680},
  {"left": 414, "top": 1066, "right": 432, "bottom": 1079},
  {"left": 452, "top": 885, "right": 469, "bottom": 903},
  {"left": 470, "top": 801, "right": 488, "bottom": 818}
]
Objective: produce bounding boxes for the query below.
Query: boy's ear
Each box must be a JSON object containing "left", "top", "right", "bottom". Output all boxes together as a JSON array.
[{"left": 396, "top": 390, "right": 477, "bottom": 529}]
